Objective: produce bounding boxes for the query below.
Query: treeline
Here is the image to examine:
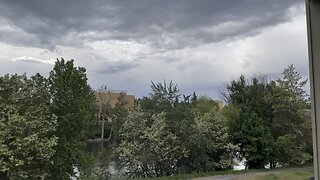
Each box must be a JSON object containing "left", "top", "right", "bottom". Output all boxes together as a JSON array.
[
  {"left": 222, "top": 65, "right": 312, "bottom": 169},
  {"left": 0, "top": 58, "right": 312, "bottom": 179},
  {"left": 113, "top": 65, "right": 312, "bottom": 178},
  {"left": 0, "top": 59, "right": 96, "bottom": 179},
  {"left": 115, "top": 82, "right": 236, "bottom": 178}
]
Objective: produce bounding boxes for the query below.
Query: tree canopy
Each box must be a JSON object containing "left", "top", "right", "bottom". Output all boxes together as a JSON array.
[
  {"left": 48, "top": 59, "right": 96, "bottom": 179},
  {"left": 0, "top": 62, "right": 312, "bottom": 179},
  {"left": 0, "top": 74, "right": 58, "bottom": 180}
]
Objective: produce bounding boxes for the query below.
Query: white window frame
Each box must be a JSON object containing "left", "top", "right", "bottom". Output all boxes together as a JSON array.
[{"left": 306, "top": 0, "right": 320, "bottom": 179}]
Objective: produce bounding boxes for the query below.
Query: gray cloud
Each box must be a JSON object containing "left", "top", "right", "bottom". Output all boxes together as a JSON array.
[
  {"left": 95, "top": 61, "right": 139, "bottom": 74},
  {"left": 0, "top": 58, "right": 53, "bottom": 77},
  {"left": 12, "top": 56, "right": 54, "bottom": 64},
  {"left": 0, "top": 0, "right": 301, "bottom": 50},
  {"left": 0, "top": 0, "right": 308, "bottom": 99}
]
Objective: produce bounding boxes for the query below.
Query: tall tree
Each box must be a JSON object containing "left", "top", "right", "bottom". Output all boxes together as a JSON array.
[
  {"left": 111, "top": 92, "right": 130, "bottom": 144},
  {"left": 223, "top": 65, "right": 311, "bottom": 168},
  {"left": 223, "top": 75, "right": 274, "bottom": 168},
  {"left": 191, "top": 96, "right": 219, "bottom": 115},
  {"left": 116, "top": 109, "right": 188, "bottom": 178},
  {"left": 48, "top": 59, "right": 96, "bottom": 179},
  {"left": 190, "top": 111, "right": 235, "bottom": 172},
  {"left": 267, "top": 65, "right": 312, "bottom": 165},
  {"left": 96, "top": 85, "right": 112, "bottom": 140},
  {"left": 229, "top": 112, "right": 272, "bottom": 169},
  {"left": 270, "top": 64, "right": 310, "bottom": 137},
  {"left": 0, "top": 74, "right": 57, "bottom": 179},
  {"left": 224, "top": 75, "right": 273, "bottom": 126},
  {"left": 131, "top": 81, "right": 234, "bottom": 175}
]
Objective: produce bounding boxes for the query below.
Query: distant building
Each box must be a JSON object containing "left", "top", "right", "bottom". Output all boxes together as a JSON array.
[
  {"left": 94, "top": 91, "right": 134, "bottom": 109},
  {"left": 215, "top": 100, "right": 224, "bottom": 110},
  {"left": 92, "top": 91, "right": 135, "bottom": 140}
]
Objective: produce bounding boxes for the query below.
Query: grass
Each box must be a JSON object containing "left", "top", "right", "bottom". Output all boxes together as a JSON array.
[
  {"left": 137, "top": 165, "right": 314, "bottom": 180},
  {"left": 136, "top": 169, "right": 261, "bottom": 180},
  {"left": 231, "top": 167, "right": 314, "bottom": 180},
  {"left": 140, "top": 170, "right": 263, "bottom": 180}
]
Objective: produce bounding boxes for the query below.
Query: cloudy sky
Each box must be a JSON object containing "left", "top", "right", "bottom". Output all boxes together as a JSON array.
[{"left": 0, "top": 0, "right": 309, "bottom": 98}]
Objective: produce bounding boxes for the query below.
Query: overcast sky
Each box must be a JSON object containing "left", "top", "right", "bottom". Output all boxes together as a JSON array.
[{"left": 0, "top": 0, "right": 309, "bottom": 98}]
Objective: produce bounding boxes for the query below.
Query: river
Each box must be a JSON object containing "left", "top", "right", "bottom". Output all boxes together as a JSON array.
[{"left": 81, "top": 141, "right": 246, "bottom": 179}]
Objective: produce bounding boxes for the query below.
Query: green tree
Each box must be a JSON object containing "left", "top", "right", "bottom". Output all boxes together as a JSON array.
[
  {"left": 190, "top": 111, "right": 236, "bottom": 172},
  {"left": 224, "top": 75, "right": 273, "bottom": 127},
  {"left": 266, "top": 65, "right": 312, "bottom": 165},
  {"left": 275, "top": 134, "right": 312, "bottom": 166},
  {"left": 0, "top": 74, "right": 58, "bottom": 179},
  {"left": 223, "top": 65, "right": 311, "bottom": 168},
  {"left": 111, "top": 92, "right": 130, "bottom": 144},
  {"left": 139, "top": 80, "right": 181, "bottom": 119},
  {"left": 124, "top": 81, "right": 235, "bottom": 176},
  {"left": 221, "top": 104, "right": 241, "bottom": 126},
  {"left": 139, "top": 81, "right": 194, "bottom": 139},
  {"left": 223, "top": 75, "right": 274, "bottom": 168},
  {"left": 144, "top": 81, "right": 202, "bottom": 171},
  {"left": 268, "top": 64, "right": 310, "bottom": 138},
  {"left": 229, "top": 112, "right": 272, "bottom": 169},
  {"left": 116, "top": 109, "right": 188, "bottom": 178},
  {"left": 96, "top": 86, "right": 113, "bottom": 140},
  {"left": 191, "top": 96, "right": 219, "bottom": 115},
  {"left": 48, "top": 59, "right": 96, "bottom": 179},
  {"left": 191, "top": 92, "right": 198, "bottom": 104}
]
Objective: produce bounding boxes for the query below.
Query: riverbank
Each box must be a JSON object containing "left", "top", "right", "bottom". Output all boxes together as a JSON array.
[
  {"left": 138, "top": 166, "right": 313, "bottom": 180},
  {"left": 193, "top": 167, "right": 313, "bottom": 180}
]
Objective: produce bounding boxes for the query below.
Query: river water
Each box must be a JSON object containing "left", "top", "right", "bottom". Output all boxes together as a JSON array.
[{"left": 83, "top": 141, "right": 246, "bottom": 179}]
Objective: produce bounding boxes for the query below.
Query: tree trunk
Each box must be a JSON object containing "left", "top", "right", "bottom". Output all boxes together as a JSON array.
[
  {"left": 107, "top": 125, "right": 112, "bottom": 141},
  {"left": 101, "top": 115, "right": 105, "bottom": 139}
]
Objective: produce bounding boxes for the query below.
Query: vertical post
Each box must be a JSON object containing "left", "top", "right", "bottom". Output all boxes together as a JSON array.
[
  {"left": 101, "top": 112, "right": 105, "bottom": 139},
  {"left": 306, "top": 0, "right": 320, "bottom": 179}
]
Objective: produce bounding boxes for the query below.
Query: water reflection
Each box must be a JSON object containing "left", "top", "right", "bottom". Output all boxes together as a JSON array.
[
  {"left": 86, "top": 140, "right": 110, "bottom": 154},
  {"left": 84, "top": 142, "right": 281, "bottom": 179},
  {"left": 86, "top": 141, "right": 124, "bottom": 179}
]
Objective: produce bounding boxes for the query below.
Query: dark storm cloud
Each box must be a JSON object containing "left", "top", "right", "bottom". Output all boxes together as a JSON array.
[
  {"left": 95, "top": 61, "right": 139, "bottom": 74},
  {"left": 0, "top": 0, "right": 301, "bottom": 50}
]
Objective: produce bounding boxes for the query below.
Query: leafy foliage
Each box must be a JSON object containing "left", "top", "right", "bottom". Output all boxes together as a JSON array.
[
  {"left": 117, "top": 81, "right": 235, "bottom": 178},
  {"left": 0, "top": 62, "right": 312, "bottom": 179},
  {"left": 191, "top": 96, "right": 219, "bottom": 115},
  {"left": 223, "top": 64, "right": 311, "bottom": 169},
  {"left": 231, "top": 113, "right": 272, "bottom": 169},
  {"left": 275, "top": 134, "right": 312, "bottom": 166},
  {"left": 116, "top": 109, "right": 188, "bottom": 178},
  {"left": 48, "top": 59, "right": 96, "bottom": 179},
  {"left": 0, "top": 74, "right": 58, "bottom": 179},
  {"left": 111, "top": 92, "right": 130, "bottom": 144},
  {"left": 190, "top": 111, "right": 236, "bottom": 172}
]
